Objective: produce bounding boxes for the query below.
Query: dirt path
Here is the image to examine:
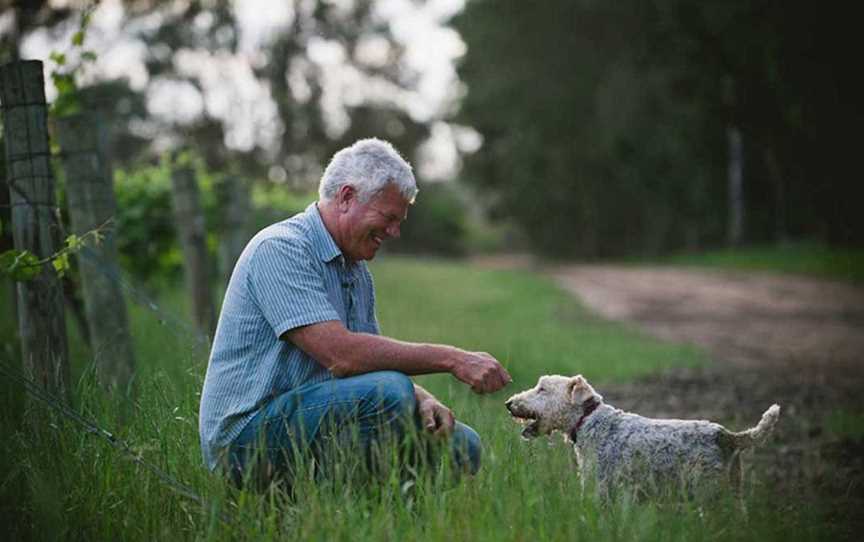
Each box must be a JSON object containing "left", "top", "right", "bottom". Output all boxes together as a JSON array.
[
  {"left": 548, "top": 265, "right": 864, "bottom": 371},
  {"left": 543, "top": 264, "right": 864, "bottom": 536}
]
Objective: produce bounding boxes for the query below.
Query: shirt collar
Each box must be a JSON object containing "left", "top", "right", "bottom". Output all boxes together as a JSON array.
[{"left": 306, "top": 202, "right": 344, "bottom": 263}]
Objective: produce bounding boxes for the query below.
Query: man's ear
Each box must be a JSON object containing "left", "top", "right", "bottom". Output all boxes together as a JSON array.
[
  {"left": 568, "top": 375, "right": 587, "bottom": 404},
  {"left": 335, "top": 184, "right": 357, "bottom": 212}
]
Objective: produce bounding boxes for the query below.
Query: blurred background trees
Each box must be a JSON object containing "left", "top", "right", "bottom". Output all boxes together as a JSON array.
[
  {"left": 454, "top": 0, "right": 863, "bottom": 258},
  {"left": 2, "top": 0, "right": 861, "bottom": 277}
]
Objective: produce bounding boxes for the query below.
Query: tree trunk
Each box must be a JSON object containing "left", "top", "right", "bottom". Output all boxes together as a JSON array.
[
  {"left": 726, "top": 125, "right": 744, "bottom": 247},
  {"left": 763, "top": 147, "right": 788, "bottom": 242},
  {"left": 170, "top": 156, "right": 216, "bottom": 339},
  {"left": 56, "top": 112, "right": 137, "bottom": 394},
  {"left": 0, "top": 60, "right": 70, "bottom": 400}
]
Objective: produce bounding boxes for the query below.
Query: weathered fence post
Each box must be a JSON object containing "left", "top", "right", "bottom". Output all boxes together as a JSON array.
[
  {"left": 0, "top": 60, "right": 70, "bottom": 399},
  {"left": 170, "top": 154, "right": 216, "bottom": 339},
  {"left": 55, "top": 112, "right": 136, "bottom": 393},
  {"left": 217, "top": 174, "right": 251, "bottom": 284},
  {"left": 1, "top": 128, "right": 18, "bottom": 332}
]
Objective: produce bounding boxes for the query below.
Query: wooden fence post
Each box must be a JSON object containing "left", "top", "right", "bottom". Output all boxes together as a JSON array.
[
  {"left": 55, "top": 112, "right": 136, "bottom": 393},
  {"left": 170, "top": 155, "right": 216, "bottom": 339},
  {"left": 0, "top": 60, "right": 70, "bottom": 399},
  {"left": 217, "top": 174, "right": 251, "bottom": 284}
]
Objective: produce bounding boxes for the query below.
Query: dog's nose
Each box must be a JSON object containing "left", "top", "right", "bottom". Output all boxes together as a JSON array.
[{"left": 505, "top": 398, "right": 513, "bottom": 412}]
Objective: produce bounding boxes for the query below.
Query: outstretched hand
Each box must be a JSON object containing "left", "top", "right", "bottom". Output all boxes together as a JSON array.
[{"left": 450, "top": 350, "right": 512, "bottom": 394}]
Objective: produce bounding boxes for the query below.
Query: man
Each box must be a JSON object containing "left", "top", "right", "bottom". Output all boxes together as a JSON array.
[{"left": 199, "top": 138, "right": 511, "bottom": 485}]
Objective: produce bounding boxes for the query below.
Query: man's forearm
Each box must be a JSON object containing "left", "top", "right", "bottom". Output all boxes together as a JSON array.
[
  {"left": 285, "top": 320, "right": 510, "bottom": 393},
  {"left": 327, "top": 332, "right": 458, "bottom": 378}
]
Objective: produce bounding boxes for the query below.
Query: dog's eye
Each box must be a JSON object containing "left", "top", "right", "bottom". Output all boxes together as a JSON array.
[{"left": 537, "top": 387, "right": 546, "bottom": 393}]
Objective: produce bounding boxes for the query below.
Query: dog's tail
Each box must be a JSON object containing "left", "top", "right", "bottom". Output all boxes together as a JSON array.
[{"left": 720, "top": 404, "right": 781, "bottom": 450}]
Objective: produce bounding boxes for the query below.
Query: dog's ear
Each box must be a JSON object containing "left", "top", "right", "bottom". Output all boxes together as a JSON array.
[{"left": 568, "top": 375, "right": 587, "bottom": 404}]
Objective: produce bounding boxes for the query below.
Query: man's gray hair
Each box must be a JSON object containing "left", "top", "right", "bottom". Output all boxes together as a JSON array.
[{"left": 319, "top": 138, "right": 418, "bottom": 203}]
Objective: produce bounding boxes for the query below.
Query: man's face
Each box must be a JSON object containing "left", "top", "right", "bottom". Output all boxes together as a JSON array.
[{"left": 340, "top": 183, "right": 409, "bottom": 262}]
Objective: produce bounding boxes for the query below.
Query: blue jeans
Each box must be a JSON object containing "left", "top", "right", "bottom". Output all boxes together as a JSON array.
[{"left": 226, "top": 371, "right": 481, "bottom": 486}]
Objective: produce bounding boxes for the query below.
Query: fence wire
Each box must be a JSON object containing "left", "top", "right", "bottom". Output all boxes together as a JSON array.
[
  {"left": 1, "top": 177, "right": 212, "bottom": 352},
  {"left": 2, "top": 115, "right": 226, "bottom": 522},
  {"left": 0, "top": 359, "right": 232, "bottom": 525}
]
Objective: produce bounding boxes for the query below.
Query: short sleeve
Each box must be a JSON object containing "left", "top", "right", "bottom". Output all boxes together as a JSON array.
[
  {"left": 365, "top": 266, "right": 381, "bottom": 334},
  {"left": 247, "top": 237, "right": 340, "bottom": 337}
]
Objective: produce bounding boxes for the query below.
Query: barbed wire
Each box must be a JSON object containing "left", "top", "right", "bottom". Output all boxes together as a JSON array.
[
  {"left": 0, "top": 359, "right": 232, "bottom": 525},
  {"left": 1, "top": 177, "right": 211, "bottom": 352},
  {"left": 77, "top": 245, "right": 212, "bottom": 351}
]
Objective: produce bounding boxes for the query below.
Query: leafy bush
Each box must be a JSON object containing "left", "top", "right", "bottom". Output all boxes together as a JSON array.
[
  {"left": 113, "top": 154, "right": 222, "bottom": 281},
  {"left": 249, "top": 184, "right": 316, "bottom": 233},
  {"left": 392, "top": 182, "right": 469, "bottom": 257},
  {"left": 112, "top": 156, "right": 319, "bottom": 282},
  {"left": 113, "top": 161, "right": 184, "bottom": 280}
]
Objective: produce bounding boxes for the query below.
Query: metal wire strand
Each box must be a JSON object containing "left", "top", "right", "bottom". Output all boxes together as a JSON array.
[{"left": 0, "top": 359, "right": 231, "bottom": 524}]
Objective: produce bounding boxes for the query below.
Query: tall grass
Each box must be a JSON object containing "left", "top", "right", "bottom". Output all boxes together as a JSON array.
[{"left": 0, "top": 258, "right": 834, "bottom": 540}]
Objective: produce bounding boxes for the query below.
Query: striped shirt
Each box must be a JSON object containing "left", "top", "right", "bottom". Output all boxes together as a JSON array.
[{"left": 198, "top": 202, "right": 380, "bottom": 471}]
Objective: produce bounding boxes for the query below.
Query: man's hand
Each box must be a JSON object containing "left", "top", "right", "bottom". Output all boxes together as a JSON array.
[
  {"left": 414, "top": 385, "right": 455, "bottom": 437},
  {"left": 450, "top": 351, "right": 512, "bottom": 394}
]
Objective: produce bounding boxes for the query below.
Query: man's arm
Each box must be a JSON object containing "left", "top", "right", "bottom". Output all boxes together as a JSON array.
[{"left": 283, "top": 320, "right": 511, "bottom": 394}]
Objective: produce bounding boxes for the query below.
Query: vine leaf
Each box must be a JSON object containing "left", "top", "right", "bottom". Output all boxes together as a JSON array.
[
  {"left": 0, "top": 249, "right": 42, "bottom": 281},
  {"left": 52, "top": 252, "right": 71, "bottom": 278}
]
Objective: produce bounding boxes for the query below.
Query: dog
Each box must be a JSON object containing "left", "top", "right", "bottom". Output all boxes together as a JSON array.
[{"left": 505, "top": 374, "right": 780, "bottom": 500}]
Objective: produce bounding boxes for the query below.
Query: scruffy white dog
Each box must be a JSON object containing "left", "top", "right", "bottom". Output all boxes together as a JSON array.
[{"left": 506, "top": 374, "right": 780, "bottom": 499}]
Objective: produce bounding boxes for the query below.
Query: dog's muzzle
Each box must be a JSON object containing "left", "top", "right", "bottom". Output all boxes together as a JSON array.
[{"left": 505, "top": 398, "right": 541, "bottom": 439}]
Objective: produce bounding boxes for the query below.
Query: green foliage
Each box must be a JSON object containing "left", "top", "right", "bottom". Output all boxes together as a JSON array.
[
  {"left": 454, "top": 1, "right": 720, "bottom": 259},
  {"left": 51, "top": 251, "right": 70, "bottom": 278},
  {"left": 112, "top": 157, "right": 314, "bottom": 282},
  {"left": 825, "top": 410, "right": 864, "bottom": 441},
  {"left": 48, "top": 6, "right": 97, "bottom": 118},
  {"left": 248, "top": 184, "right": 317, "bottom": 233},
  {"left": 113, "top": 162, "right": 183, "bottom": 280},
  {"left": 0, "top": 249, "right": 41, "bottom": 281},
  {"left": 49, "top": 72, "right": 80, "bottom": 117},
  {"left": 0, "top": 230, "right": 103, "bottom": 282},
  {"left": 392, "top": 183, "right": 470, "bottom": 257},
  {"left": 454, "top": 0, "right": 864, "bottom": 257}
]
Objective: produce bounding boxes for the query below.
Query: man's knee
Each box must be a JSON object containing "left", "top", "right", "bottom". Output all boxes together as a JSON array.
[
  {"left": 362, "top": 370, "right": 415, "bottom": 416},
  {"left": 452, "top": 422, "right": 482, "bottom": 475}
]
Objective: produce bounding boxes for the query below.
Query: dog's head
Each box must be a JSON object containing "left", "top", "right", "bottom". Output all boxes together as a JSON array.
[{"left": 505, "top": 375, "right": 602, "bottom": 439}]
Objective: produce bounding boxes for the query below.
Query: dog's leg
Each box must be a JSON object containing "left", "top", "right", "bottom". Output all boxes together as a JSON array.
[
  {"left": 570, "top": 444, "right": 582, "bottom": 470},
  {"left": 727, "top": 450, "right": 750, "bottom": 517}
]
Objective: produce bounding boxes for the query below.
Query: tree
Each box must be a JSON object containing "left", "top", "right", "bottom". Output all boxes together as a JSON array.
[
  {"left": 454, "top": 0, "right": 863, "bottom": 257},
  {"left": 454, "top": 0, "right": 721, "bottom": 258}
]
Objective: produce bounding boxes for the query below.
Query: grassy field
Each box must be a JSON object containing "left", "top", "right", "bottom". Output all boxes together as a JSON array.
[
  {"left": 0, "top": 257, "right": 834, "bottom": 541},
  {"left": 659, "top": 241, "right": 864, "bottom": 283}
]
